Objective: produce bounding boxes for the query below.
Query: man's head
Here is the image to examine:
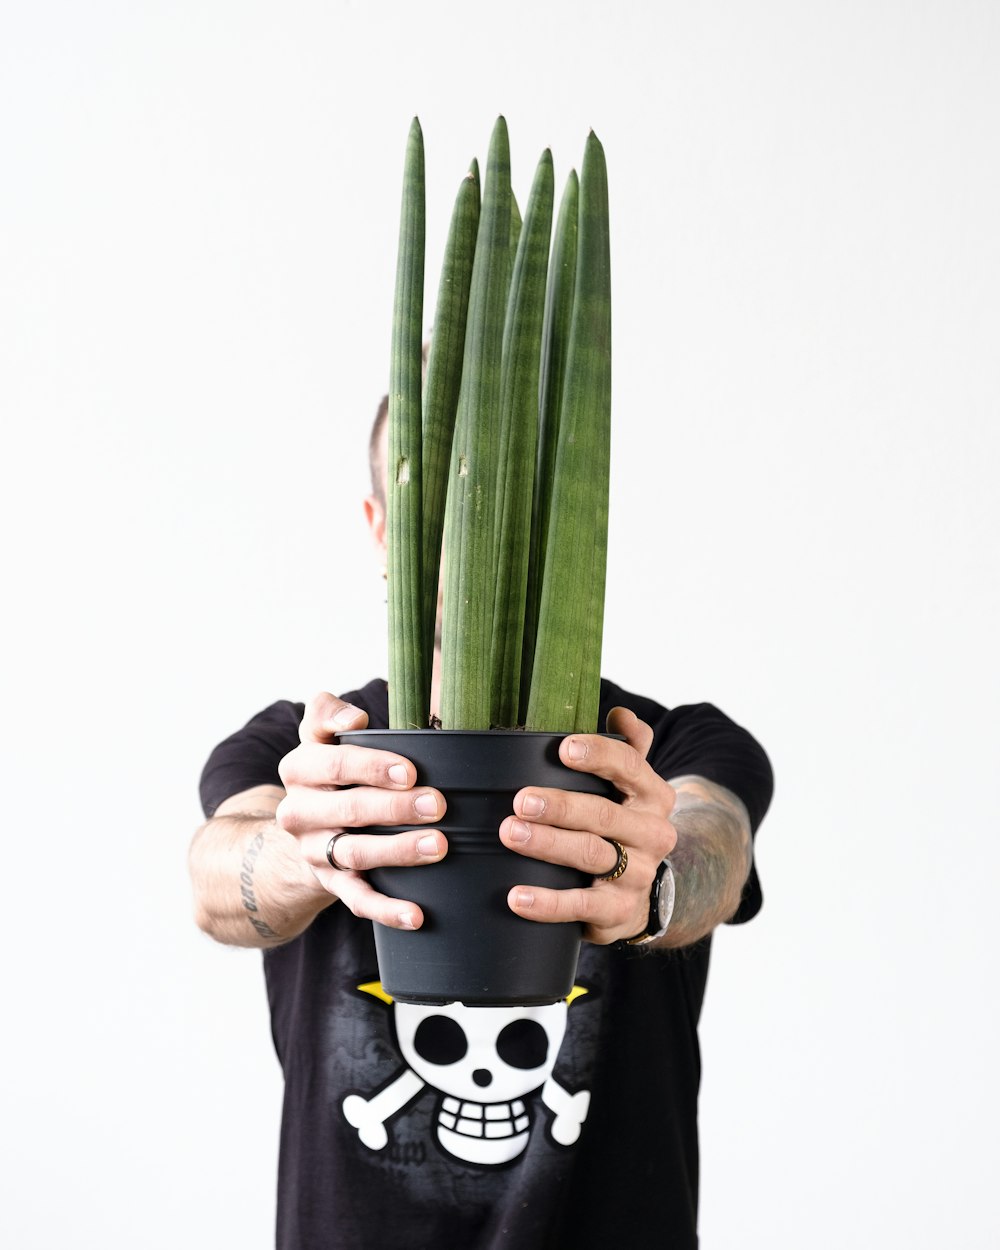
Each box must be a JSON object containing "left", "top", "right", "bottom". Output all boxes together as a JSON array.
[
  {"left": 364, "top": 342, "right": 429, "bottom": 569},
  {"left": 368, "top": 394, "right": 389, "bottom": 510},
  {"left": 364, "top": 394, "right": 389, "bottom": 572}
]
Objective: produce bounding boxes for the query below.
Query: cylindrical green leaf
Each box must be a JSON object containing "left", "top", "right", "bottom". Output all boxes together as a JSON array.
[
  {"left": 440, "top": 117, "right": 512, "bottom": 729},
  {"left": 520, "top": 169, "right": 579, "bottom": 721},
  {"left": 387, "top": 117, "right": 428, "bottom": 729},
  {"left": 421, "top": 170, "right": 480, "bottom": 670},
  {"left": 526, "top": 132, "right": 611, "bottom": 733},
  {"left": 490, "top": 150, "right": 554, "bottom": 727},
  {"left": 509, "top": 192, "right": 522, "bottom": 266}
]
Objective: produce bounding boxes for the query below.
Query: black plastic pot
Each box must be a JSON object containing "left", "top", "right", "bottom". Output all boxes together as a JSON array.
[{"left": 337, "top": 729, "right": 619, "bottom": 1006}]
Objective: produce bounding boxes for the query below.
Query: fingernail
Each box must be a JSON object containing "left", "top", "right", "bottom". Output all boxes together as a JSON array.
[
  {"left": 521, "top": 794, "right": 544, "bottom": 817},
  {"left": 514, "top": 889, "right": 534, "bottom": 909},
  {"left": 414, "top": 792, "right": 439, "bottom": 817},
  {"left": 388, "top": 763, "right": 409, "bottom": 785},
  {"left": 397, "top": 911, "right": 417, "bottom": 930},
  {"left": 566, "top": 738, "right": 588, "bottom": 761},
  {"left": 332, "top": 704, "right": 359, "bottom": 728},
  {"left": 507, "top": 820, "right": 531, "bottom": 844},
  {"left": 417, "top": 834, "right": 440, "bottom": 856}
]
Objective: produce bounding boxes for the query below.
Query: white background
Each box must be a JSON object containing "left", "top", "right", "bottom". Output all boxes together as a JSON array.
[{"left": 2, "top": 2, "right": 997, "bottom": 1246}]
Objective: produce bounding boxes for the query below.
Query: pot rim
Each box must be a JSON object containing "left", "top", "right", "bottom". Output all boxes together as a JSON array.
[{"left": 338, "top": 728, "right": 624, "bottom": 739}]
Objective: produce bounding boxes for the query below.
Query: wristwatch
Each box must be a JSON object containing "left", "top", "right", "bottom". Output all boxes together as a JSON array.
[{"left": 624, "top": 856, "right": 676, "bottom": 946}]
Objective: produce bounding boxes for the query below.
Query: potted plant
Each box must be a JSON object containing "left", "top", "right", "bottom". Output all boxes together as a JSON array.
[{"left": 340, "top": 116, "right": 611, "bottom": 1005}]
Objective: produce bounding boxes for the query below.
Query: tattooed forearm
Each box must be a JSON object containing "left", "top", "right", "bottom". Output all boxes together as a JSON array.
[
  {"left": 239, "top": 830, "right": 280, "bottom": 940},
  {"left": 191, "top": 785, "right": 331, "bottom": 950},
  {"left": 661, "top": 777, "right": 753, "bottom": 948}
]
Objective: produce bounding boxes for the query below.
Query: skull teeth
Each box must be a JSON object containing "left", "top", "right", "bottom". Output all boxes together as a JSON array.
[{"left": 439, "top": 1098, "right": 529, "bottom": 1139}]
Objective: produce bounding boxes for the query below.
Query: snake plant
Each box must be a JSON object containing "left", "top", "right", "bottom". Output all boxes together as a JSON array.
[{"left": 386, "top": 117, "right": 611, "bottom": 734}]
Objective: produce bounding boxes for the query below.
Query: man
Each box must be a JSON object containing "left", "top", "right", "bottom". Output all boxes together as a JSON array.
[{"left": 190, "top": 397, "right": 773, "bottom": 1248}]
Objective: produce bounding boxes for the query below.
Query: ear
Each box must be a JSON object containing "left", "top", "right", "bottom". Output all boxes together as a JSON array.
[{"left": 364, "top": 494, "right": 387, "bottom": 573}]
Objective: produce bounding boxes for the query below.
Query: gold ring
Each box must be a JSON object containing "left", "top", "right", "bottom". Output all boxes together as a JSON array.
[{"left": 595, "top": 838, "right": 627, "bottom": 881}]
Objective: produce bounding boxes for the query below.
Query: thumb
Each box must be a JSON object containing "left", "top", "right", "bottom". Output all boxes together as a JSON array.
[
  {"left": 606, "top": 706, "right": 653, "bottom": 761},
  {"left": 300, "top": 692, "right": 370, "bottom": 743}
]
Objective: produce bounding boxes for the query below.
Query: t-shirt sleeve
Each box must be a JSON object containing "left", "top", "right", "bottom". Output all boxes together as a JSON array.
[
  {"left": 199, "top": 700, "right": 305, "bottom": 818},
  {"left": 648, "top": 702, "right": 774, "bottom": 925}
]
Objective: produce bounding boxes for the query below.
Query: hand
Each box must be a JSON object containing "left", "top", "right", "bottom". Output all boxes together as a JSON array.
[
  {"left": 275, "top": 692, "right": 448, "bottom": 930},
  {"left": 498, "top": 706, "right": 677, "bottom": 945}
]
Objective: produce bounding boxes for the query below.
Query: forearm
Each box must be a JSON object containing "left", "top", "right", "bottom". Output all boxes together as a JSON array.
[
  {"left": 657, "top": 775, "right": 753, "bottom": 949},
  {"left": 189, "top": 786, "right": 332, "bottom": 948}
]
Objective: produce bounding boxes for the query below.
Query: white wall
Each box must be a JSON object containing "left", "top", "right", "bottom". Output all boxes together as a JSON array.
[{"left": 2, "top": 2, "right": 997, "bottom": 1246}]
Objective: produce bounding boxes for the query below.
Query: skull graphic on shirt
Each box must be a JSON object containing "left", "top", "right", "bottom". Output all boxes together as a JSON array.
[{"left": 342, "top": 984, "right": 592, "bottom": 1166}]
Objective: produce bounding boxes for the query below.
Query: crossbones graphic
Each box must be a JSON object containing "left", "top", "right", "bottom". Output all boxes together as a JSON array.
[{"left": 342, "top": 983, "right": 592, "bottom": 1166}]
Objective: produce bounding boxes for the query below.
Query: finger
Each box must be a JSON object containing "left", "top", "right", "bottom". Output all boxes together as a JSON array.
[
  {"left": 512, "top": 786, "right": 627, "bottom": 839},
  {"left": 303, "top": 827, "right": 448, "bottom": 874},
  {"left": 299, "top": 692, "right": 370, "bottom": 744},
  {"left": 330, "top": 871, "right": 427, "bottom": 931},
  {"left": 506, "top": 882, "right": 646, "bottom": 942},
  {"left": 556, "top": 721, "right": 673, "bottom": 809},
  {"left": 279, "top": 742, "right": 416, "bottom": 790},
  {"left": 308, "top": 828, "right": 452, "bottom": 929},
  {"left": 606, "top": 706, "right": 654, "bottom": 759},
  {"left": 277, "top": 784, "right": 446, "bottom": 835},
  {"left": 498, "top": 817, "right": 624, "bottom": 877}
]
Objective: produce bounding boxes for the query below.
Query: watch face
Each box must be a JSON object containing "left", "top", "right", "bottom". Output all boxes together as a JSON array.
[{"left": 655, "top": 861, "right": 675, "bottom": 930}]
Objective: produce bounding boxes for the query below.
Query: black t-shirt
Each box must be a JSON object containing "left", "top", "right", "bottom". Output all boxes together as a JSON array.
[{"left": 201, "top": 678, "right": 773, "bottom": 1250}]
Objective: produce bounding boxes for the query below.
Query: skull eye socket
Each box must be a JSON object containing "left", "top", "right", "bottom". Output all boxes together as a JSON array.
[
  {"left": 496, "top": 1019, "right": 549, "bottom": 1070},
  {"left": 413, "top": 1014, "right": 468, "bottom": 1066}
]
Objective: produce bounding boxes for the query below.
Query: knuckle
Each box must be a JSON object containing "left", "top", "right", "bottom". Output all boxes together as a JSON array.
[
  {"left": 567, "top": 887, "right": 594, "bottom": 919},
  {"left": 583, "top": 836, "right": 610, "bottom": 873},
  {"left": 300, "top": 692, "right": 333, "bottom": 740},
  {"left": 596, "top": 800, "right": 618, "bottom": 833},
  {"left": 621, "top": 743, "right": 645, "bottom": 781},
  {"left": 336, "top": 792, "right": 363, "bottom": 829},
  {"left": 542, "top": 892, "right": 565, "bottom": 920},
  {"left": 636, "top": 814, "right": 674, "bottom": 858},
  {"left": 342, "top": 838, "right": 371, "bottom": 872},
  {"left": 277, "top": 749, "right": 298, "bottom": 786},
  {"left": 304, "top": 691, "right": 328, "bottom": 719},
  {"left": 342, "top": 892, "right": 367, "bottom": 919},
  {"left": 387, "top": 794, "right": 413, "bottom": 826},
  {"left": 322, "top": 748, "right": 347, "bottom": 786},
  {"left": 358, "top": 751, "right": 384, "bottom": 785},
  {"left": 275, "top": 796, "right": 298, "bottom": 834}
]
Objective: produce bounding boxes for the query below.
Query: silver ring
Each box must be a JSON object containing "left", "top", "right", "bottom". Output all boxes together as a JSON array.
[
  {"left": 325, "top": 832, "right": 353, "bottom": 871},
  {"left": 594, "top": 838, "right": 627, "bottom": 881}
]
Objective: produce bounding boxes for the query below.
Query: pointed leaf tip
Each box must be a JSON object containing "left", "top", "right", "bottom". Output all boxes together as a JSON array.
[{"left": 585, "top": 130, "right": 605, "bottom": 158}]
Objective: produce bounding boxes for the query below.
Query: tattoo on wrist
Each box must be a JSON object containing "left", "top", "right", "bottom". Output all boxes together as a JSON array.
[
  {"left": 666, "top": 777, "right": 753, "bottom": 941},
  {"left": 239, "top": 830, "right": 279, "bottom": 940}
]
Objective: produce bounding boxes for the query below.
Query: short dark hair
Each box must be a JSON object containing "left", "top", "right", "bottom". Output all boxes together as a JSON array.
[{"left": 369, "top": 394, "right": 388, "bottom": 506}]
